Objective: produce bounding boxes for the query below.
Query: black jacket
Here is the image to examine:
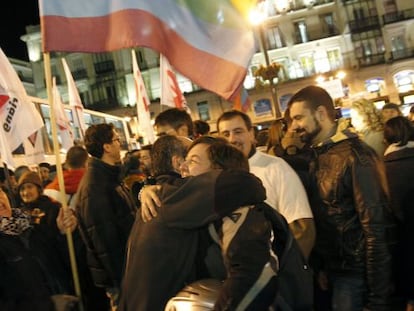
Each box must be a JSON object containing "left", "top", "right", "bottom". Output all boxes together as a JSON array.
[
  {"left": 19, "top": 196, "right": 73, "bottom": 294},
  {"left": 384, "top": 145, "right": 414, "bottom": 301},
  {"left": 309, "top": 122, "right": 394, "bottom": 310},
  {"left": 120, "top": 169, "right": 269, "bottom": 311},
  {"left": 76, "top": 157, "right": 136, "bottom": 289},
  {"left": 0, "top": 233, "right": 55, "bottom": 311},
  {"left": 0, "top": 205, "right": 65, "bottom": 311}
]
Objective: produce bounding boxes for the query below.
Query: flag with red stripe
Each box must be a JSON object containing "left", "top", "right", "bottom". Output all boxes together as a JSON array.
[
  {"left": 132, "top": 50, "right": 156, "bottom": 144},
  {"left": 0, "top": 48, "right": 44, "bottom": 168},
  {"left": 39, "top": 0, "right": 257, "bottom": 100}
]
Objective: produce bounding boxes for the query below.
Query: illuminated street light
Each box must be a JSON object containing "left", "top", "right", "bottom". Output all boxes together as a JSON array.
[
  {"left": 336, "top": 71, "right": 346, "bottom": 80},
  {"left": 249, "top": 3, "right": 282, "bottom": 118},
  {"left": 316, "top": 75, "right": 325, "bottom": 84}
]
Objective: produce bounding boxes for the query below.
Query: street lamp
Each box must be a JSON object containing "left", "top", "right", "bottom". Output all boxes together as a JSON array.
[{"left": 249, "top": 4, "right": 283, "bottom": 118}]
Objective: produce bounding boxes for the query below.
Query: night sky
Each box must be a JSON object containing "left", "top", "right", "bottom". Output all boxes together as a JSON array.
[{"left": 1, "top": 1, "right": 40, "bottom": 60}]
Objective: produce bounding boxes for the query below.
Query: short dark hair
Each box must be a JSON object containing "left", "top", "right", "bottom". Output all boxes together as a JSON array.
[
  {"left": 193, "top": 120, "right": 210, "bottom": 137},
  {"left": 140, "top": 144, "right": 153, "bottom": 153},
  {"left": 188, "top": 136, "right": 248, "bottom": 171},
  {"left": 151, "top": 135, "right": 188, "bottom": 176},
  {"left": 384, "top": 116, "right": 414, "bottom": 146},
  {"left": 217, "top": 110, "right": 253, "bottom": 133},
  {"left": 382, "top": 103, "right": 401, "bottom": 113},
  {"left": 84, "top": 123, "right": 115, "bottom": 158},
  {"left": 154, "top": 108, "right": 193, "bottom": 136},
  {"left": 66, "top": 146, "right": 89, "bottom": 169},
  {"left": 14, "top": 165, "right": 30, "bottom": 183},
  {"left": 287, "top": 85, "right": 336, "bottom": 121},
  {"left": 188, "top": 136, "right": 226, "bottom": 151},
  {"left": 39, "top": 162, "right": 51, "bottom": 170},
  {"left": 208, "top": 142, "right": 249, "bottom": 171}
]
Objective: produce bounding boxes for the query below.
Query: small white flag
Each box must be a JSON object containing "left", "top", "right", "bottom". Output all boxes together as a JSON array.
[
  {"left": 132, "top": 50, "right": 156, "bottom": 144},
  {"left": 0, "top": 48, "right": 44, "bottom": 168},
  {"left": 160, "top": 54, "right": 190, "bottom": 112},
  {"left": 53, "top": 77, "right": 74, "bottom": 152},
  {"left": 62, "top": 58, "right": 87, "bottom": 139}
]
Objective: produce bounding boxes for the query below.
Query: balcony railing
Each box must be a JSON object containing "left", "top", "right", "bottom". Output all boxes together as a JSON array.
[
  {"left": 349, "top": 16, "right": 380, "bottom": 33},
  {"left": 391, "top": 48, "right": 414, "bottom": 61},
  {"left": 88, "top": 97, "right": 119, "bottom": 110},
  {"left": 382, "top": 8, "right": 414, "bottom": 25},
  {"left": 18, "top": 74, "right": 34, "bottom": 84},
  {"left": 94, "top": 60, "right": 115, "bottom": 74},
  {"left": 357, "top": 53, "right": 385, "bottom": 67},
  {"left": 294, "top": 28, "right": 339, "bottom": 44},
  {"left": 268, "top": 0, "right": 335, "bottom": 15},
  {"left": 72, "top": 68, "right": 88, "bottom": 80}
]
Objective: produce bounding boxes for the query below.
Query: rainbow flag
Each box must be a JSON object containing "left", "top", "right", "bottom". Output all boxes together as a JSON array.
[
  {"left": 39, "top": 0, "right": 257, "bottom": 100},
  {"left": 232, "top": 86, "right": 252, "bottom": 112}
]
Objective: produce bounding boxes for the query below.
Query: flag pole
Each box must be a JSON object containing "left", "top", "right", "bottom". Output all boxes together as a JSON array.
[{"left": 43, "top": 52, "right": 84, "bottom": 310}]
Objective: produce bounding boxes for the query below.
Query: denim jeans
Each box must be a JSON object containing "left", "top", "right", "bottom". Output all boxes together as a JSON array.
[{"left": 331, "top": 275, "right": 366, "bottom": 311}]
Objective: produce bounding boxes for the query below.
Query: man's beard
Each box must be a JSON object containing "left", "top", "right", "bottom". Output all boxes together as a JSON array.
[{"left": 296, "top": 117, "right": 322, "bottom": 144}]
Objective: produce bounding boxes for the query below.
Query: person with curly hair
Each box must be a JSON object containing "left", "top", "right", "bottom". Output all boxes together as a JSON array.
[{"left": 351, "top": 98, "right": 386, "bottom": 157}]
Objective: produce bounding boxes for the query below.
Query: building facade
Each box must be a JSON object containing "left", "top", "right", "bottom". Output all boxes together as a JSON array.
[{"left": 19, "top": 0, "right": 414, "bottom": 137}]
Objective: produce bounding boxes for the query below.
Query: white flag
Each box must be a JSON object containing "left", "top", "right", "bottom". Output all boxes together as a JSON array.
[
  {"left": 0, "top": 48, "right": 44, "bottom": 168},
  {"left": 53, "top": 77, "right": 74, "bottom": 152},
  {"left": 23, "top": 131, "right": 45, "bottom": 165},
  {"left": 62, "top": 58, "right": 87, "bottom": 139},
  {"left": 160, "top": 55, "right": 189, "bottom": 112},
  {"left": 0, "top": 126, "right": 15, "bottom": 168},
  {"left": 132, "top": 50, "right": 156, "bottom": 144}
]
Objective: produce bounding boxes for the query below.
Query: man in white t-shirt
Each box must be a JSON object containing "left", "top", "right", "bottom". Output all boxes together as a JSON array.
[{"left": 217, "top": 110, "right": 315, "bottom": 258}]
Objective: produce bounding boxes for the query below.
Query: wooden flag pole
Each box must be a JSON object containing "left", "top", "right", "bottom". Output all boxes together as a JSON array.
[{"left": 43, "top": 52, "right": 84, "bottom": 311}]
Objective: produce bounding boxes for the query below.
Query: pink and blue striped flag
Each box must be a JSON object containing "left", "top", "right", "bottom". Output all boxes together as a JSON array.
[
  {"left": 38, "top": 0, "right": 257, "bottom": 100},
  {"left": 232, "top": 86, "right": 252, "bottom": 112}
]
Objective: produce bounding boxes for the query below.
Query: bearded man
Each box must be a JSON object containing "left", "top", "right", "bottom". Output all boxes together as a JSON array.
[{"left": 287, "top": 85, "right": 395, "bottom": 311}]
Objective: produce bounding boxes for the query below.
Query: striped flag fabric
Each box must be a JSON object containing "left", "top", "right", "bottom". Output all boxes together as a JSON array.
[
  {"left": 132, "top": 50, "right": 156, "bottom": 144},
  {"left": 38, "top": 0, "right": 257, "bottom": 100},
  {"left": 0, "top": 48, "right": 44, "bottom": 168},
  {"left": 160, "top": 54, "right": 188, "bottom": 111},
  {"left": 52, "top": 77, "right": 74, "bottom": 152},
  {"left": 0, "top": 122, "right": 14, "bottom": 168},
  {"left": 62, "top": 58, "right": 87, "bottom": 139},
  {"left": 232, "top": 86, "right": 252, "bottom": 112}
]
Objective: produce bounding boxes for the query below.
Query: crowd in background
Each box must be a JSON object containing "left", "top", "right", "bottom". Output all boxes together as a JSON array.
[{"left": 1, "top": 86, "right": 413, "bottom": 311}]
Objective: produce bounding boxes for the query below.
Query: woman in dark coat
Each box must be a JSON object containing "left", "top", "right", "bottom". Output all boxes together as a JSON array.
[
  {"left": 0, "top": 183, "right": 55, "bottom": 310},
  {"left": 383, "top": 116, "right": 414, "bottom": 311},
  {"left": 17, "top": 171, "right": 77, "bottom": 294}
]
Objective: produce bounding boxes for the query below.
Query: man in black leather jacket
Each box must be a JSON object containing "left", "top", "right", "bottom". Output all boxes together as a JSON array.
[
  {"left": 286, "top": 86, "right": 395, "bottom": 311},
  {"left": 76, "top": 124, "right": 136, "bottom": 310}
]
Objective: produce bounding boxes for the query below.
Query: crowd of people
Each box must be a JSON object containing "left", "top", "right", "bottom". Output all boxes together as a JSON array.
[{"left": 1, "top": 85, "right": 413, "bottom": 311}]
